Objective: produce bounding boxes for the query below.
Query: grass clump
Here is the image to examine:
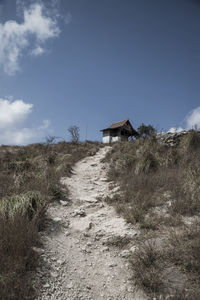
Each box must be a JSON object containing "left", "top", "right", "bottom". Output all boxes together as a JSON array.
[
  {"left": 0, "top": 192, "right": 42, "bottom": 220},
  {"left": 0, "top": 212, "right": 38, "bottom": 299},
  {"left": 168, "top": 222, "right": 200, "bottom": 277},
  {"left": 130, "top": 241, "right": 164, "bottom": 294}
]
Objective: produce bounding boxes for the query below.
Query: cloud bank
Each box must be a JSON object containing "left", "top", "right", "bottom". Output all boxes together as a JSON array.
[
  {"left": 169, "top": 106, "right": 200, "bottom": 133},
  {"left": 0, "top": 2, "right": 60, "bottom": 75},
  {"left": 0, "top": 98, "right": 51, "bottom": 145}
]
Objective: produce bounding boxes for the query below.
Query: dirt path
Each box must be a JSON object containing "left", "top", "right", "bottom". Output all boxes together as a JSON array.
[{"left": 36, "top": 147, "right": 146, "bottom": 300}]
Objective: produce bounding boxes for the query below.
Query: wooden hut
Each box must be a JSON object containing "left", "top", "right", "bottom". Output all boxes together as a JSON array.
[{"left": 101, "top": 119, "right": 138, "bottom": 143}]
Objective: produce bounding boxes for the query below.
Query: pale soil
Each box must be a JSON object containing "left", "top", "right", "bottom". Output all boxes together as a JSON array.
[{"left": 35, "top": 146, "right": 146, "bottom": 300}]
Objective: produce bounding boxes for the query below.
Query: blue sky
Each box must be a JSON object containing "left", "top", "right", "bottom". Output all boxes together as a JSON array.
[{"left": 0, "top": 0, "right": 200, "bottom": 144}]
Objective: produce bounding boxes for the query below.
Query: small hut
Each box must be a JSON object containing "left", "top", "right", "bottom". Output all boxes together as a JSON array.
[{"left": 100, "top": 119, "right": 138, "bottom": 143}]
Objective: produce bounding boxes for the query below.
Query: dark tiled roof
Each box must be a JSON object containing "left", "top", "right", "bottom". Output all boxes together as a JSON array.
[
  {"left": 101, "top": 119, "right": 139, "bottom": 136},
  {"left": 109, "top": 119, "right": 128, "bottom": 129},
  {"left": 101, "top": 120, "right": 129, "bottom": 131}
]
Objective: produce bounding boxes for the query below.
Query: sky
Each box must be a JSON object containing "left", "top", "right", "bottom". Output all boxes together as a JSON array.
[{"left": 0, "top": 0, "right": 200, "bottom": 144}]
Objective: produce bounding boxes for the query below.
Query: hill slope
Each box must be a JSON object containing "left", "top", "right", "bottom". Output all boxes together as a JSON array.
[
  {"left": 104, "top": 130, "right": 200, "bottom": 299},
  {"left": 0, "top": 141, "right": 101, "bottom": 299}
]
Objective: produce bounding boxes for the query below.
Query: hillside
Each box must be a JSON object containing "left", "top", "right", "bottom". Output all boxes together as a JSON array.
[
  {"left": 0, "top": 131, "right": 200, "bottom": 299},
  {"left": 0, "top": 141, "right": 102, "bottom": 299},
  {"left": 104, "top": 130, "right": 200, "bottom": 299}
]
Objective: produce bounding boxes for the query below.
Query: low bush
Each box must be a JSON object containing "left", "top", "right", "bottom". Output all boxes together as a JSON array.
[{"left": 130, "top": 241, "right": 165, "bottom": 294}]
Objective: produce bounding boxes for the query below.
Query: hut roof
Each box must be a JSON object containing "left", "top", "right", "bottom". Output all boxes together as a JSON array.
[
  {"left": 109, "top": 119, "right": 129, "bottom": 129},
  {"left": 101, "top": 119, "right": 139, "bottom": 136}
]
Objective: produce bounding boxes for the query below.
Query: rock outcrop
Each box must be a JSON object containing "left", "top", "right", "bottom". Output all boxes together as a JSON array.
[{"left": 156, "top": 131, "right": 188, "bottom": 147}]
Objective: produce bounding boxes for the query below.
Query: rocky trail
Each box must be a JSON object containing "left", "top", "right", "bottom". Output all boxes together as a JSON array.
[{"left": 35, "top": 146, "right": 146, "bottom": 300}]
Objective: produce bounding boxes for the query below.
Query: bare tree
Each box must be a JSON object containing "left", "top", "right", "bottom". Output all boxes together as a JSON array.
[
  {"left": 68, "top": 125, "right": 80, "bottom": 143},
  {"left": 45, "top": 135, "right": 61, "bottom": 146}
]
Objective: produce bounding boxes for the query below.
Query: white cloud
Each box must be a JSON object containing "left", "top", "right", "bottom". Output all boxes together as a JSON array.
[
  {"left": 168, "top": 126, "right": 184, "bottom": 133},
  {"left": 0, "top": 127, "right": 36, "bottom": 145},
  {"left": 17, "top": 0, "right": 62, "bottom": 17},
  {"left": 0, "top": 3, "right": 60, "bottom": 75},
  {"left": 38, "top": 119, "right": 50, "bottom": 130},
  {"left": 0, "top": 98, "right": 51, "bottom": 145},
  {"left": 0, "top": 124, "right": 51, "bottom": 145},
  {"left": 23, "top": 3, "right": 60, "bottom": 40},
  {"left": 168, "top": 106, "right": 200, "bottom": 133},
  {"left": 168, "top": 127, "right": 176, "bottom": 133},
  {"left": 185, "top": 106, "right": 200, "bottom": 130},
  {"left": 31, "top": 46, "right": 45, "bottom": 56},
  {"left": 0, "top": 98, "right": 33, "bottom": 129}
]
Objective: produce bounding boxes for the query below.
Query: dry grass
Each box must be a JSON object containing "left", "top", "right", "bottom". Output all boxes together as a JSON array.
[
  {"left": 0, "top": 213, "right": 39, "bottom": 299},
  {"left": 0, "top": 141, "right": 102, "bottom": 299},
  {"left": 130, "top": 241, "right": 165, "bottom": 294},
  {"left": 167, "top": 222, "right": 200, "bottom": 279},
  {"left": 105, "top": 130, "right": 200, "bottom": 299},
  {"left": 105, "top": 235, "right": 131, "bottom": 249}
]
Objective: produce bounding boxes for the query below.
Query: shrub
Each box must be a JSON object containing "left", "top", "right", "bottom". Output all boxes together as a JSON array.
[
  {"left": 130, "top": 241, "right": 164, "bottom": 294},
  {"left": 45, "top": 151, "right": 57, "bottom": 165},
  {"left": 137, "top": 123, "right": 156, "bottom": 139},
  {"left": 48, "top": 183, "right": 64, "bottom": 200},
  {"left": 180, "top": 130, "right": 200, "bottom": 151}
]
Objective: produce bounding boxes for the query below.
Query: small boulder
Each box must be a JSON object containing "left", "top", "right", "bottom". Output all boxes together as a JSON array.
[
  {"left": 120, "top": 250, "right": 130, "bottom": 258},
  {"left": 53, "top": 217, "right": 62, "bottom": 222},
  {"left": 71, "top": 209, "right": 86, "bottom": 217},
  {"left": 60, "top": 200, "right": 68, "bottom": 206}
]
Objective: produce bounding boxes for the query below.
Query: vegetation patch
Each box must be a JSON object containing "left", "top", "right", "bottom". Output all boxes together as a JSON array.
[
  {"left": 130, "top": 241, "right": 165, "bottom": 294},
  {"left": 105, "top": 130, "right": 200, "bottom": 299},
  {"left": 0, "top": 140, "right": 102, "bottom": 299}
]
